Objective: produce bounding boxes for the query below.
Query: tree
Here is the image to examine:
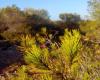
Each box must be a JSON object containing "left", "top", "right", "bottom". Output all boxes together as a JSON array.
[
  {"left": 59, "top": 13, "right": 81, "bottom": 30},
  {"left": 59, "top": 13, "right": 81, "bottom": 23},
  {"left": 24, "top": 8, "right": 50, "bottom": 20},
  {"left": 0, "top": 5, "right": 26, "bottom": 33},
  {"left": 88, "top": 0, "right": 100, "bottom": 20}
]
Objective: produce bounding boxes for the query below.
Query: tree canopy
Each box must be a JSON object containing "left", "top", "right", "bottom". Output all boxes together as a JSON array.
[
  {"left": 88, "top": 0, "right": 100, "bottom": 21},
  {"left": 59, "top": 13, "right": 81, "bottom": 23}
]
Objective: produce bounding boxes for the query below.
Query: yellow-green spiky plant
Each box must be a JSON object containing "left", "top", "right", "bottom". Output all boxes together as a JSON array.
[
  {"left": 40, "top": 74, "right": 53, "bottom": 80},
  {"left": 59, "top": 29, "right": 81, "bottom": 79},
  {"left": 19, "top": 34, "right": 53, "bottom": 80},
  {"left": 61, "top": 29, "right": 80, "bottom": 62},
  {"left": 19, "top": 34, "right": 52, "bottom": 69},
  {"left": 19, "top": 35, "right": 42, "bottom": 66},
  {"left": 18, "top": 29, "right": 81, "bottom": 80},
  {"left": 10, "top": 65, "right": 33, "bottom": 80}
]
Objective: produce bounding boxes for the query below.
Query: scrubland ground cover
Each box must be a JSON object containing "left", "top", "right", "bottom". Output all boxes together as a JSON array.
[
  {"left": 0, "top": 28, "right": 99, "bottom": 80},
  {"left": 0, "top": 0, "right": 100, "bottom": 80}
]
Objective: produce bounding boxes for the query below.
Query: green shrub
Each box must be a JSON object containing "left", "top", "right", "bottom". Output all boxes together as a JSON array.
[
  {"left": 11, "top": 65, "right": 32, "bottom": 80},
  {"left": 19, "top": 35, "right": 42, "bottom": 66},
  {"left": 18, "top": 29, "right": 81, "bottom": 80}
]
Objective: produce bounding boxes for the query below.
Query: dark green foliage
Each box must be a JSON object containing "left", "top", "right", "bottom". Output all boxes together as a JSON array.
[{"left": 59, "top": 13, "right": 81, "bottom": 23}]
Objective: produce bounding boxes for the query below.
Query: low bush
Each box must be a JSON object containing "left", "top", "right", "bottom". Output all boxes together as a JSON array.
[{"left": 18, "top": 29, "right": 81, "bottom": 80}]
